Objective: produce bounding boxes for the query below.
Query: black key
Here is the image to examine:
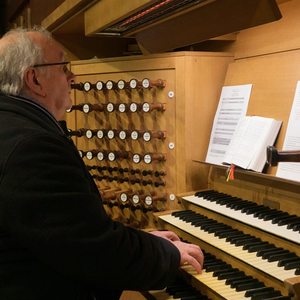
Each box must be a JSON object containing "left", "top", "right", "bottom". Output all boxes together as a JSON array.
[
  {"left": 277, "top": 215, "right": 300, "bottom": 226},
  {"left": 195, "top": 220, "right": 218, "bottom": 228},
  {"left": 253, "top": 207, "right": 273, "bottom": 218},
  {"left": 292, "top": 223, "right": 300, "bottom": 232},
  {"left": 277, "top": 255, "right": 299, "bottom": 267},
  {"left": 215, "top": 198, "right": 233, "bottom": 205},
  {"left": 207, "top": 225, "right": 231, "bottom": 234},
  {"left": 235, "top": 237, "right": 261, "bottom": 247},
  {"left": 279, "top": 257, "right": 300, "bottom": 268},
  {"left": 262, "top": 249, "right": 290, "bottom": 260},
  {"left": 203, "top": 261, "right": 223, "bottom": 269},
  {"left": 191, "top": 216, "right": 209, "bottom": 225},
  {"left": 172, "top": 210, "right": 192, "bottom": 217},
  {"left": 216, "top": 270, "right": 245, "bottom": 280},
  {"left": 241, "top": 204, "right": 260, "bottom": 213},
  {"left": 229, "top": 276, "right": 254, "bottom": 288},
  {"left": 264, "top": 297, "right": 291, "bottom": 300},
  {"left": 287, "top": 220, "right": 300, "bottom": 229},
  {"left": 225, "top": 232, "right": 245, "bottom": 242},
  {"left": 206, "top": 263, "right": 231, "bottom": 273},
  {"left": 246, "top": 242, "right": 274, "bottom": 253},
  {"left": 212, "top": 266, "right": 235, "bottom": 277},
  {"left": 271, "top": 213, "right": 292, "bottom": 224},
  {"left": 268, "top": 252, "right": 295, "bottom": 262},
  {"left": 215, "top": 229, "right": 241, "bottom": 239},
  {"left": 205, "top": 194, "right": 230, "bottom": 202},
  {"left": 231, "top": 202, "right": 257, "bottom": 211},
  {"left": 203, "top": 224, "right": 228, "bottom": 233},
  {"left": 256, "top": 209, "right": 281, "bottom": 220},
  {"left": 245, "top": 286, "right": 275, "bottom": 297},
  {"left": 226, "top": 199, "right": 246, "bottom": 209},
  {"left": 243, "top": 205, "right": 269, "bottom": 215},
  {"left": 236, "top": 280, "right": 264, "bottom": 292},
  {"left": 227, "top": 234, "right": 252, "bottom": 245},
  {"left": 257, "top": 247, "right": 284, "bottom": 257},
  {"left": 284, "top": 260, "right": 300, "bottom": 270},
  {"left": 251, "top": 290, "right": 281, "bottom": 300},
  {"left": 226, "top": 275, "right": 252, "bottom": 286},
  {"left": 268, "top": 252, "right": 294, "bottom": 262},
  {"left": 263, "top": 211, "right": 288, "bottom": 221}
]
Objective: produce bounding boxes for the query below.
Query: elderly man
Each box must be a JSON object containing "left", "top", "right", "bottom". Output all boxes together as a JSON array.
[{"left": 0, "top": 27, "right": 203, "bottom": 300}]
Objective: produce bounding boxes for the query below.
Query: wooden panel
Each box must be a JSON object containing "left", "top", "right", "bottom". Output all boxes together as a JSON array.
[
  {"left": 134, "top": 0, "right": 281, "bottom": 53},
  {"left": 41, "top": 0, "right": 97, "bottom": 32},
  {"left": 6, "top": 0, "right": 27, "bottom": 20},
  {"left": 224, "top": 49, "right": 300, "bottom": 177},
  {"left": 30, "top": 0, "right": 64, "bottom": 25},
  {"left": 84, "top": 0, "right": 280, "bottom": 53},
  {"left": 53, "top": 33, "right": 133, "bottom": 59},
  {"left": 206, "top": 164, "right": 300, "bottom": 216},
  {"left": 85, "top": 0, "right": 155, "bottom": 35},
  {"left": 233, "top": 0, "right": 300, "bottom": 59},
  {"left": 68, "top": 51, "right": 232, "bottom": 226}
]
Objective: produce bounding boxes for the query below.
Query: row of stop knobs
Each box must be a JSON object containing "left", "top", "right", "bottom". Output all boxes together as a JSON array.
[
  {"left": 92, "top": 174, "right": 165, "bottom": 187},
  {"left": 79, "top": 150, "right": 166, "bottom": 164},
  {"left": 87, "top": 165, "right": 166, "bottom": 177},
  {"left": 71, "top": 78, "right": 165, "bottom": 92},
  {"left": 100, "top": 188, "right": 166, "bottom": 208},
  {"left": 69, "top": 128, "right": 165, "bottom": 142},
  {"left": 67, "top": 102, "right": 165, "bottom": 113}
]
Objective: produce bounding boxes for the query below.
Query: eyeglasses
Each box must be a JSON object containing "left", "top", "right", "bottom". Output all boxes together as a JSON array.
[{"left": 33, "top": 61, "right": 70, "bottom": 74}]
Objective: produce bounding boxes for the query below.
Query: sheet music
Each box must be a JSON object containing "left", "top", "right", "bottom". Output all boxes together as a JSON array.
[
  {"left": 205, "top": 84, "right": 252, "bottom": 165},
  {"left": 276, "top": 81, "right": 300, "bottom": 181}
]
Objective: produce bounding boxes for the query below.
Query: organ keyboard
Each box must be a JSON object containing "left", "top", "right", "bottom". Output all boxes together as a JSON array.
[{"left": 150, "top": 165, "right": 300, "bottom": 300}]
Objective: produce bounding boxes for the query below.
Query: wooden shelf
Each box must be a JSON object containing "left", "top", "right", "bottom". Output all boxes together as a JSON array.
[
  {"left": 85, "top": 0, "right": 282, "bottom": 53},
  {"left": 194, "top": 160, "right": 300, "bottom": 194},
  {"left": 41, "top": 0, "right": 97, "bottom": 33}
]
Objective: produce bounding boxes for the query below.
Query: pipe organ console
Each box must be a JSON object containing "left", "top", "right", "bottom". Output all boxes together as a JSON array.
[
  {"left": 66, "top": 52, "right": 300, "bottom": 299},
  {"left": 152, "top": 164, "right": 300, "bottom": 300},
  {"left": 66, "top": 52, "right": 233, "bottom": 228}
]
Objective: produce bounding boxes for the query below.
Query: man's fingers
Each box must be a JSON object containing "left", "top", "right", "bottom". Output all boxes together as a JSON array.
[
  {"left": 150, "top": 230, "right": 180, "bottom": 241},
  {"left": 182, "top": 244, "right": 204, "bottom": 273},
  {"left": 172, "top": 240, "right": 205, "bottom": 273},
  {"left": 186, "top": 256, "right": 202, "bottom": 274},
  {"left": 190, "top": 245, "right": 204, "bottom": 267}
]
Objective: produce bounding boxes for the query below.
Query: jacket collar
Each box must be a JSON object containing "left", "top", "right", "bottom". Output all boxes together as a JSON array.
[{"left": 0, "top": 92, "right": 67, "bottom": 136}]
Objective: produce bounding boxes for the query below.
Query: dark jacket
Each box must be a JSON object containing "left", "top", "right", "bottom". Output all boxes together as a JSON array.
[{"left": 0, "top": 93, "right": 180, "bottom": 300}]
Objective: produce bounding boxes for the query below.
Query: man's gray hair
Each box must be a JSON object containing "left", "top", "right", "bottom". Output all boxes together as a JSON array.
[{"left": 0, "top": 27, "right": 51, "bottom": 95}]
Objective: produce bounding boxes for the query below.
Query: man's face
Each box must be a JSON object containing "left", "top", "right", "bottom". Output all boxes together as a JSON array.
[{"left": 33, "top": 33, "right": 75, "bottom": 120}]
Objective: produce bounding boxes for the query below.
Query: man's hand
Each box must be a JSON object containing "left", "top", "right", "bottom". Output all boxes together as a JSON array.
[
  {"left": 172, "top": 240, "right": 204, "bottom": 274},
  {"left": 150, "top": 230, "right": 204, "bottom": 273},
  {"left": 150, "top": 230, "right": 180, "bottom": 241}
]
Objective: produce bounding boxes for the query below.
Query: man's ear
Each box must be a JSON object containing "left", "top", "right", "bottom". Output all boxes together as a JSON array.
[{"left": 23, "top": 68, "right": 46, "bottom": 97}]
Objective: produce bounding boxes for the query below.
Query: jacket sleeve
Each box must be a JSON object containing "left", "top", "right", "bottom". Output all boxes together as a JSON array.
[{"left": 0, "top": 133, "right": 180, "bottom": 291}]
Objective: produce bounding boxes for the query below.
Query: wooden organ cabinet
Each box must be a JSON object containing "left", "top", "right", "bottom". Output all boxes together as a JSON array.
[{"left": 66, "top": 52, "right": 233, "bottom": 228}]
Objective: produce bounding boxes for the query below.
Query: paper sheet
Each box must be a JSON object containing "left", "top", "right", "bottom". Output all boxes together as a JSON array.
[
  {"left": 276, "top": 81, "right": 300, "bottom": 181},
  {"left": 205, "top": 84, "right": 252, "bottom": 165}
]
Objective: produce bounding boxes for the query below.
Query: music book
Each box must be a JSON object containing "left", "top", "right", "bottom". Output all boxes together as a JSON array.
[{"left": 222, "top": 116, "right": 282, "bottom": 172}]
